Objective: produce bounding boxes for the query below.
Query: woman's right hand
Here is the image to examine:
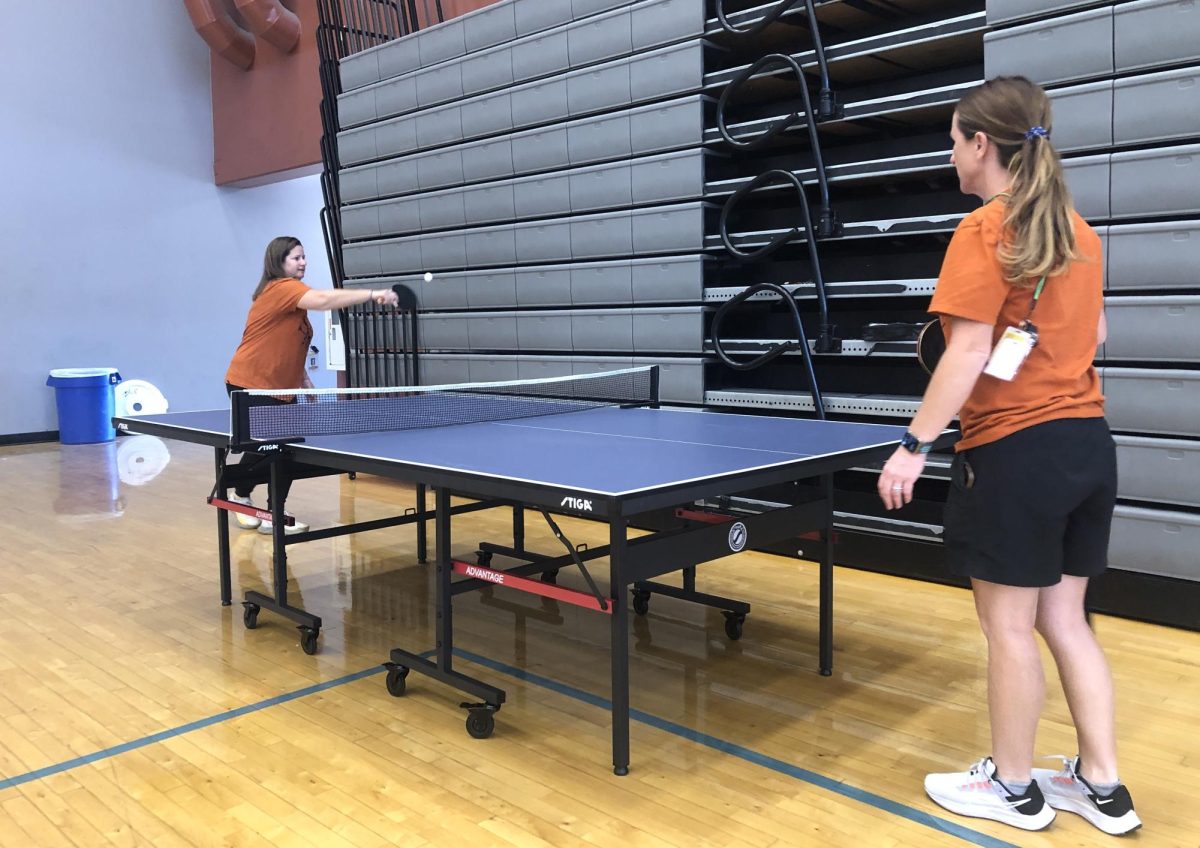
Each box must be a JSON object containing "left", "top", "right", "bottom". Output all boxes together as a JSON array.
[{"left": 373, "top": 288, "right": 400, "bottom": 307}]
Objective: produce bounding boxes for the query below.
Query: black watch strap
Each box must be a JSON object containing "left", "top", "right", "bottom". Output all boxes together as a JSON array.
[{"left": 900, "top": 431, "right": 935, "bottom": 454}]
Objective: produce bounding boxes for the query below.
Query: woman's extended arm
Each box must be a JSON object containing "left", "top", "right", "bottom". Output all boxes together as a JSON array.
[{"left": 297, "top": 287, "right": 399, "bottom": 310}]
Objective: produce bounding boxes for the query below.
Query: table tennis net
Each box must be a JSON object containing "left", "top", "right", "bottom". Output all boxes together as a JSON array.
[{"left": 230, "top": 366, "right": 658, "bottom": 443}]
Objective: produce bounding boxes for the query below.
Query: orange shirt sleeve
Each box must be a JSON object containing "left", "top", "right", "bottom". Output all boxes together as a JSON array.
[
  {"left": 265, "top": 277, "right": 310, "bottom": 310},
  {"left": 928, "top": 212, "right": 1009, "bottom": 327}
]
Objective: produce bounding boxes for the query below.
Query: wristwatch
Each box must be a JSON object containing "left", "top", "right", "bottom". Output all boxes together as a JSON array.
[{"left": 899, "top": 430, "right": 936, "bottom": 454}]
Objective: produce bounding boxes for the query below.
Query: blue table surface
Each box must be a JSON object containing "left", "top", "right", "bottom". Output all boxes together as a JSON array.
[{"left": 129, "top": 406, "right": 907, "bottom": 496}]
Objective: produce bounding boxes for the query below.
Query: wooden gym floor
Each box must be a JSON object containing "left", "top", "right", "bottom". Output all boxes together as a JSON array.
[{"left": 0, "top": 439, "right": 1196, "bottom": 847}]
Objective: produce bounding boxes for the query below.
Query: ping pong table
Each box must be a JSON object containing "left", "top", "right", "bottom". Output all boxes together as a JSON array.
[{"left": 115, "top": 366, "right": 924, "bottom": 774}]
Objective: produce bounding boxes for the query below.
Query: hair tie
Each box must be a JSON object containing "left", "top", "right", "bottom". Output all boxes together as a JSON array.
[{"left": 1025, "top": 126, "right": 1049, "bottom": 141}]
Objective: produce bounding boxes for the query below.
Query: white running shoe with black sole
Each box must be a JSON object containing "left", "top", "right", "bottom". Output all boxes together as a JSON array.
[
  {"left": 1033, "top": 755, "right": 1142, "bottom": 836},
  {"left": 925, "top": 756, "right": 1056, "bottom": 831}
]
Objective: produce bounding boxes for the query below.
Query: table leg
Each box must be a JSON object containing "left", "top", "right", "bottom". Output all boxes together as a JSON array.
[
  {"left": 512, "top": 504, "right": 525, "bottom": 556},
  {"left": 214, "top": 447, "right": 232, "bottom": 606},
  {"left": 819, "top": 473, "right": 834, "bottom": 676},
  {"left": 610, "top": 509, "right": 631, "bottom": 776},
  {"left": 416, "top": 483, "right": 428, "bottom": 564},
  {"left": 241, "top": 453, "right": 322, "bottom": 654}
]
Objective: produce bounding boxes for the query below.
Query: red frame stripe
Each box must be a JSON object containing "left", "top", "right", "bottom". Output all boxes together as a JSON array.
[
  {"left": 674, "top": 508, "right": 732, "bottom": 524},
  {"left": 452, "top": 560, "right": 612, "bottom": 614},
  {"left": 675, "top": 510, "right": 837, "bottom": 543},
  {"left": 207, "top": 497, "right": 294, "bottom": 526}
]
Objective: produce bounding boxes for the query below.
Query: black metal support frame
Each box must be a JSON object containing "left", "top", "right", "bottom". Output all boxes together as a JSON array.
[
  {"left": 382, "top": 488, "right": 841, "bottom": 774},
  {"left": 209, "top": 446, "right": 486, "bottom": 654}
]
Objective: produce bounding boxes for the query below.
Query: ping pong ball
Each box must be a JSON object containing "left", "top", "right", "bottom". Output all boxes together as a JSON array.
[{"left": 423, "top": 272, "right": 433, "bottom": 282}]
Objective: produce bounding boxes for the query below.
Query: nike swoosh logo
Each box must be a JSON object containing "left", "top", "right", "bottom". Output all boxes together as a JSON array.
[{"left": 1095, "top": 797, "right": 1114, "bottom": 805}]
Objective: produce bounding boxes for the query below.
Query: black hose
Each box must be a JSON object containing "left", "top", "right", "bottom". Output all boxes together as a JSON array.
[{"left": 711, "top": 283, "right": 827, "bottom": 420}]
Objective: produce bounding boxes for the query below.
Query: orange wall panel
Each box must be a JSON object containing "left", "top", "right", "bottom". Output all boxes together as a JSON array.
[
  {"left": 208, "top": 0, "right": 502, "bottom": 186},
  {"left": 209, "top": 2, "right": 322, "bottom": 185},
  {"left": 440, "top": 0, "right": 502, "bottom": 19}
]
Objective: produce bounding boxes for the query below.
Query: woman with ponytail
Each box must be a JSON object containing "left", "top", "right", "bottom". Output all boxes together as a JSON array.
[{"left": 876, "top": 77, "right": 1140, "bottom": 835}]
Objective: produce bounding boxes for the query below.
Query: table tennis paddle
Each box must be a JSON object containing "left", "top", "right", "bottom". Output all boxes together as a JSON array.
[{"left": 916, "top": 318, "right": 945, "bottom": 375}]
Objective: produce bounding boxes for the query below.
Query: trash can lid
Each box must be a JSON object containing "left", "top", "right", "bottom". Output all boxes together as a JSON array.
[{"left": 49, "top": 367, "right": 120, "bottom": 379}]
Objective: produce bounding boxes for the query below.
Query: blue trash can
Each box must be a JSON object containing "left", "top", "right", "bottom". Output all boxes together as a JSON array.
[{"left": 46, "top": 368, "right": 123, "bottom": 444}]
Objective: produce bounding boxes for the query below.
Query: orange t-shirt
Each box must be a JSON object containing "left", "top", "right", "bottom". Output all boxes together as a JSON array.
[
  {"left": 928, "top": 199, "right": 1105, "bottom": 451},
  {"left": 225, "top": 278, "right": 314, "bottom": 390}
]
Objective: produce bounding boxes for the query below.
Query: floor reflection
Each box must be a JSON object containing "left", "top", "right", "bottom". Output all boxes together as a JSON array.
[
  {"left": 54, "top": 441, "right": 125, "bottom": 521},
  {"left": 53, "top": 435, "right": 172, "bottom": 522}
]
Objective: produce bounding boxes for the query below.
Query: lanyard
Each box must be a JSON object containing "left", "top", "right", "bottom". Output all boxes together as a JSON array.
[
  {"left": 1023, "top": 274, "right": 1048, "bottom": 325},
  {"left": 984, "top": 191, "right": 1048, "bottom": 325}
]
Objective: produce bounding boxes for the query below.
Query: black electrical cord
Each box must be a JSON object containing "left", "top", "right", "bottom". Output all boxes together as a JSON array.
[
  {"left": 716, "top": 54, "right": 840, "bottom": 238},
  {"left": 711, "top": 283, "right": 827, "bottom": 420},
  {"left": 718, "top": 168, "right": 840, "bottom": 353},
  {"left": 715, "top": 0, "right": 803, "bottom": 38},
  {"left": 713, "top": 1, "right": 839, "bottom": 120}
]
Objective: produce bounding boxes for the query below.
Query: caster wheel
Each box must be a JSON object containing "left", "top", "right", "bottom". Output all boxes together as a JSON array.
[
  {"left": 242, "top": 603, "right": 260, "bottom": 630},
  {"left": 299, "top": 627, "right": 320, "bottom": 655},
  {"left": 466, "top": 710, "right": 495, "bottom": 739},
  {"left": 632, "top": 589, "right": 650, "bottom": 617},
  {"left": 541, "top": 570, "right": 558, "bottom": 585},
  {"left": 385, "top": 666, "right": 408, "bottom": 697},
  {"left": 723, "top": 612, "right": 745, "bottom": 641},
  {"left": 475, "top": 550, "right": 493, "bottom": 567}
]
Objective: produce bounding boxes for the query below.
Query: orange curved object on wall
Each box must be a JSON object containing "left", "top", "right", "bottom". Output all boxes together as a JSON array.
[
  {"left": 203, "top": 0, "right": 501, "bottom": 185},
  {"left": 183, "top": 0, "right": 255, "bottom": 70},
  {"left": 234, "top": 0, "right": 301, "bottom": 53}
]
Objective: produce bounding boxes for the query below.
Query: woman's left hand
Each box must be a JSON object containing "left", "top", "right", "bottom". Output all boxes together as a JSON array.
[{"left": 878, "top": 446, "right": 927, "bottom": 510}]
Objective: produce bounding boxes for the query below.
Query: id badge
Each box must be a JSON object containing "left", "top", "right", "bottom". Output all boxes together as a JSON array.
[{"left": 983, "top": 325, "right": 1037, "bottom": 381}]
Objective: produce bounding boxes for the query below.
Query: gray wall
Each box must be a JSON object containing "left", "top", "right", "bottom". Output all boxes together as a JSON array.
[{"left": 0, "top": 2, "right": 335, "bottom": 437}]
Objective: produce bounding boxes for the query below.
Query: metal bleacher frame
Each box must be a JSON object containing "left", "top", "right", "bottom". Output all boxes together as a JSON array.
[
  {"left": 323, "top": 0, "right": 1200, "bottom": 631},
  {"left": 316, "top": 0, "right": 442, "bottom": 389}
]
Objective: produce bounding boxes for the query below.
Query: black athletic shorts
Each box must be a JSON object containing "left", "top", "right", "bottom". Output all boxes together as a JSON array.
[{"left": 942, "top": 417, "right": 1117, "bottom": 588}]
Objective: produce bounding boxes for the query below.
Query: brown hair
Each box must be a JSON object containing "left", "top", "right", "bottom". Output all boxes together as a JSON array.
[
  {"left": 955, "top": 76, "right": 1076, "bottom": 284},
  {"left": 252, "top": 236, "right": 302, "bottom": 300}
]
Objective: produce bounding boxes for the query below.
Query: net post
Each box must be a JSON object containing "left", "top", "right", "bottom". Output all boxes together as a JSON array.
[
  {"left": 648, "top": 365, "right": 660, "bottom": 409},
  {"left": 229, "top": 389, "right": 253, "bottom": 448}
]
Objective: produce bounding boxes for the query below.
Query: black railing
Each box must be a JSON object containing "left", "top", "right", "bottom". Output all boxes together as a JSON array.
[{"left": 315, "top": 0, "right": 443, "bottom": 387}]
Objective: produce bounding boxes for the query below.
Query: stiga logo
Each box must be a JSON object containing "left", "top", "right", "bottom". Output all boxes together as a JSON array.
[
  {"left": 560, "top": 495, "right": 594, "bottom": 512},
  {"left": 728, "top": 521, "right": 748, "bottom": 552},
  {"left": 465, "top": 565, "right": 504, "bottom": 584}
]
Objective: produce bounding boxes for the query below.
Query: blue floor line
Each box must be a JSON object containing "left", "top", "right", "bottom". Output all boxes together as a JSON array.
[
  {"left": 454, "top": 648, "right": 1021, "bottom": 848},
  {"left": 0, "top": 648, "right": 1019, "bottom": 848},
  {"left": 0, "top": 665, "right": 385, "bottom": 792}
]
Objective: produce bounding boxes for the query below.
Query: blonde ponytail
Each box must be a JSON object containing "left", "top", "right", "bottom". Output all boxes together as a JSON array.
[{"left": 955, "top": 77, "right": 1077, "bottom": 285}]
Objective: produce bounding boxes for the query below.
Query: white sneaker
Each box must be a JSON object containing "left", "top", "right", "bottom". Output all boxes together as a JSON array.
[
  {"left": 258, "top": 515, "right": 310, "bottom": 535},
  {"left": 228, "top": 495, "right": 261, "bottom": 530},
  {"left": 925, "top": 756, "right": 1056, "bottom": 831},
  {"left": 1033, "top": 755, "right": 1141, "bottom": 836}
]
